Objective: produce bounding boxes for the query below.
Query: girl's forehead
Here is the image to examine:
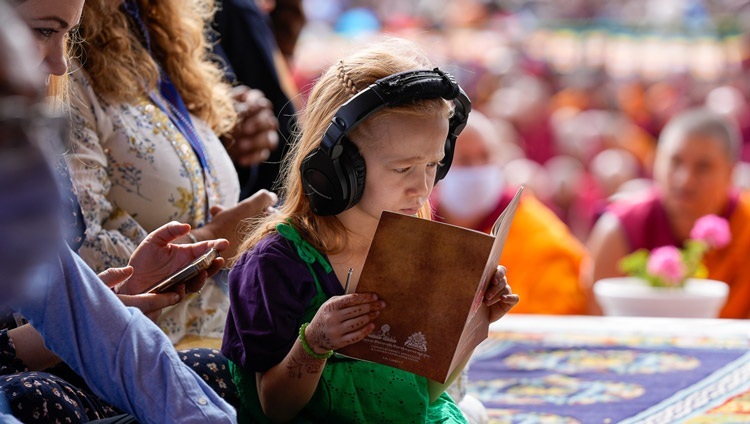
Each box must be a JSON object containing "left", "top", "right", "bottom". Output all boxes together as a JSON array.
[{"left": 359, "top": 112, "right": 449, "bottom": 160}]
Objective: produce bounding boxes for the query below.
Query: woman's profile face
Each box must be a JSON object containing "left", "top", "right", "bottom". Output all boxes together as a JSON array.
[
  {"left": 0, "top": 4, "right": 61, "bottom": 304},
  {"left": 654, "top": 132, "right": 734, "bottom": 219},
  {"left": 14, "top": 0, "right": 85, "bottom": 76}
]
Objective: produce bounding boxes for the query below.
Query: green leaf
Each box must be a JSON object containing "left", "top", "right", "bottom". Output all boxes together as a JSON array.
[
  {"left": 618, "top": 249, "right": 649, "bottom": 278},
  {"left": 682, "top": 240, "right": 708, "bottom": 278}
]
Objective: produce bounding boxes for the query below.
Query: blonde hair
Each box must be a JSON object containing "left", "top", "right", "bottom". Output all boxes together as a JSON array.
[
  {"left": 78, "top": 0, "right": 235, "bottom": 135},
  {"left": 46, "top": 75, "right": 68, "bottom": 108},
  {"left": 236, "top": 38, "right": 451, "bottom": 261}
]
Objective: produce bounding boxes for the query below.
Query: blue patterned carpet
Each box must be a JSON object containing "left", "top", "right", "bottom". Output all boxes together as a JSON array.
[{"left": 467, "top": 331, "right": 750, "bottom": 423}]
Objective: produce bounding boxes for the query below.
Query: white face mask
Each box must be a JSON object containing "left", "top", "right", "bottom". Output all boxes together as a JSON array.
[
  {"left": 0, "top": 100, "right": 63, "bottom": 304},
  {"left": 439, "top": 165, "right": 505, "bottom": 220}
]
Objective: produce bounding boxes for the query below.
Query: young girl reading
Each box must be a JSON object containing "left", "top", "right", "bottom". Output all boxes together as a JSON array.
[{"left": 221, "top": 38, "right": 520, "bottom": 423}]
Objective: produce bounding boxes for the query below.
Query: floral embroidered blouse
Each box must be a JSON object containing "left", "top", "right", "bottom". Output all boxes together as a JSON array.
[{"left": 65, "top": 68, "right": 240, "bottom": 342}]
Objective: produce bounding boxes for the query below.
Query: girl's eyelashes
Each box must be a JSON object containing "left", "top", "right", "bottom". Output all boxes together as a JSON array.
[{"left": 393, "top": 160, "right": 443, "bottom": 173}]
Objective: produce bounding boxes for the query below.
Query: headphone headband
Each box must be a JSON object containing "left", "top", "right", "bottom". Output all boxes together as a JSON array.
[
  {"left": 302, "top": 67, "right": 472, "bottom": 216},
  {"left": 321, "top": 68, "right": 465, "bottom": 158}
]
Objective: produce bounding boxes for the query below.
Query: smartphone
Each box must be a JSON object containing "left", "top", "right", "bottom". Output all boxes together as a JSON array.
[{"left": 143, "top": 248, "right": 218, "bottom": 294}]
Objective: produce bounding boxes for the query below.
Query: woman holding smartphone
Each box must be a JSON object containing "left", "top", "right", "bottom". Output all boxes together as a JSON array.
[
  {"left": 1, "top": 0, "right": 252, "bottom": 421},
  {"left": 0, "top": 2, "right": 237, "bottom": 423}
]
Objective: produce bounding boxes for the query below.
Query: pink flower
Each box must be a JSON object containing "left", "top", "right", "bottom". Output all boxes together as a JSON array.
[
  {"left": 690, "top": 214, "right": 731, "bottom": 249},
  {"left": 646, "top": 246, "right": 686, "bottom": 286}
]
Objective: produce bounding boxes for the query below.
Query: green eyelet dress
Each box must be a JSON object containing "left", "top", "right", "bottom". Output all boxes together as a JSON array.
[{"left": 229, "top": 223, "right": 467, "bottom": 423}]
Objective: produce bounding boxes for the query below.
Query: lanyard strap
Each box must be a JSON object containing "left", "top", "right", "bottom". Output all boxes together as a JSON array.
[
  {"left": 149, "top": 75, "right": 212, "bottom": 175},
  {"left": 123, "top": 0, "right": 212, "bottom": 175}
]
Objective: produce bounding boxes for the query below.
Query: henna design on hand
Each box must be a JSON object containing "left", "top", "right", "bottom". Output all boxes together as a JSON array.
[
  {"left": 310, "top": 322, "right": 335, "bottom": 351},
  {"left": 286, "top": 352, "right": 325, "bottom": 379}
]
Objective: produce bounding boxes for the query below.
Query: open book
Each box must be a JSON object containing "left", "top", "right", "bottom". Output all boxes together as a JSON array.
[{"left": 337, "top": 187, "right": 523, "bottom": 383}]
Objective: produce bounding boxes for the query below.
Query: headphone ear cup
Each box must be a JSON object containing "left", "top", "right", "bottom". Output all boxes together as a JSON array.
[
  {"left": 300, "top": 147, "right": 344, "bottom": 216},
  {"left": 300, "top": 138, "right": 367, "bottom": 216},
  {"left": 436, "top": 90, "right": 470, "bottom": 184},
  {"left": 435, "top": 136, "right": 453, "bottom": 184},
  {"left": 434, "top": 137, "right": 454, "bottom": 183},
  {"left": 340, "top": 139, "right": 367, "bottom": 207}
]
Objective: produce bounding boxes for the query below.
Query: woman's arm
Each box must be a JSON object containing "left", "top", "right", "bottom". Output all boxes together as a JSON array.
[
  {"left": 8, "top": 324, "right": 59, "bottom": 371},
  {"left": 11, "top": 222, "right": 229, "bottom": 373},
  {"left": 16, "top": 245, "right": 236, "bottom": 423},
  {"left": 9, "top": 291, "right": 179, "bottom": 373}
]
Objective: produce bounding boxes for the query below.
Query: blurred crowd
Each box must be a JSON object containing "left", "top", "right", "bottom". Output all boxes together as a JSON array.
[
  {"left": 2, "top": 0, "right": 750, "bottom": 421},
  {"left": 291, "top": 0, "right": 750, "bottom": 241}
]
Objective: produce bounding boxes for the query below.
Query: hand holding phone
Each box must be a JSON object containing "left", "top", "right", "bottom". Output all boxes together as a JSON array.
[{"left": 143, "top": 248, "right": 218, "bottom": 294}]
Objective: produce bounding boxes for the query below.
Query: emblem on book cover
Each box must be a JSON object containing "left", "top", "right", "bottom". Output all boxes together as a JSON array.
[
  {"left": 368, "top": 324, "right": 397, "bottom": 343},
  {"left": 405, "top": 332, "right": 428, "bottom": 352}
]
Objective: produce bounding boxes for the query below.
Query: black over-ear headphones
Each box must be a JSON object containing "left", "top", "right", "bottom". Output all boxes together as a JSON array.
[{"left": 300, "top": 68, "right": 472, "bottom": 216}]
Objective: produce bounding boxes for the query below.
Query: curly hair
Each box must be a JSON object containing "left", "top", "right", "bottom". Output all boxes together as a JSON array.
[
  {"left": 234, "top": 38, "right": 451, "bottom": 262},
  {"left": 77, "top": 0, "right": 235, "bottom": 135}
]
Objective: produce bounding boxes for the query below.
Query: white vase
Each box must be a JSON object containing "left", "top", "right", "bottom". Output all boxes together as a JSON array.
[{"left": 593, "top": 277, "right": 729, "bottom": 318}]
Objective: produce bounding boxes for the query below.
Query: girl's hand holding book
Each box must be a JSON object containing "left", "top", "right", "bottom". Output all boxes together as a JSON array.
[
  {"left": 485, "top": 265, "right": 519, "bottom": 322},
  {"left": 305, "top": 293, "right": 387, "bottom": 353}
]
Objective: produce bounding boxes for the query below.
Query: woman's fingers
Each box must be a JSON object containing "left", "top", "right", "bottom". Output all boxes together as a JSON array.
[
  {"left": 117, "top": 292, "right": 182, "bottom": 320},
  {"left": 178, "top": 238, "right": 230, "bottom": 257},
  {"left": 202, "top": 257, "right": 226, "bottom": 278},
  {"left": 183, "top": 270, "right": 209, "bottom": 294},
  {"left": 145, "top": 221, "right": 191, "bottom": 247},
  {"left": 99, "top": 266, "right": 134, "bottom": 289}
]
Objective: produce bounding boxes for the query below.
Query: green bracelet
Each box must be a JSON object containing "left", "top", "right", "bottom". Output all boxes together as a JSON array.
[{"left": 298, "top": 322, "right": 333, "bottom": 360}]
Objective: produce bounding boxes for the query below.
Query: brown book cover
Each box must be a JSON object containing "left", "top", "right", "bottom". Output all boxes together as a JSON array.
[{"left": 337, "top": 187, "right": 523, "bottom": 383}]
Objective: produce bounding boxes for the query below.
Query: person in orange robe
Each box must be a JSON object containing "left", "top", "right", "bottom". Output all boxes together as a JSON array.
[
  {"left": 433, "top": 111, "right": 589, "bottom": 315},
  {"left": 587, "top": 108, "right": 750, "bottom": 318},
  {"left": 702, "top": 191, "right": 750, "bottom": 318}
]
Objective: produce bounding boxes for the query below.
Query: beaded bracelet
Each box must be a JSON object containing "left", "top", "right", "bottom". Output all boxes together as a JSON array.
[{"left": 298, "top": 322, "right": 333, "bottom": 360}]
